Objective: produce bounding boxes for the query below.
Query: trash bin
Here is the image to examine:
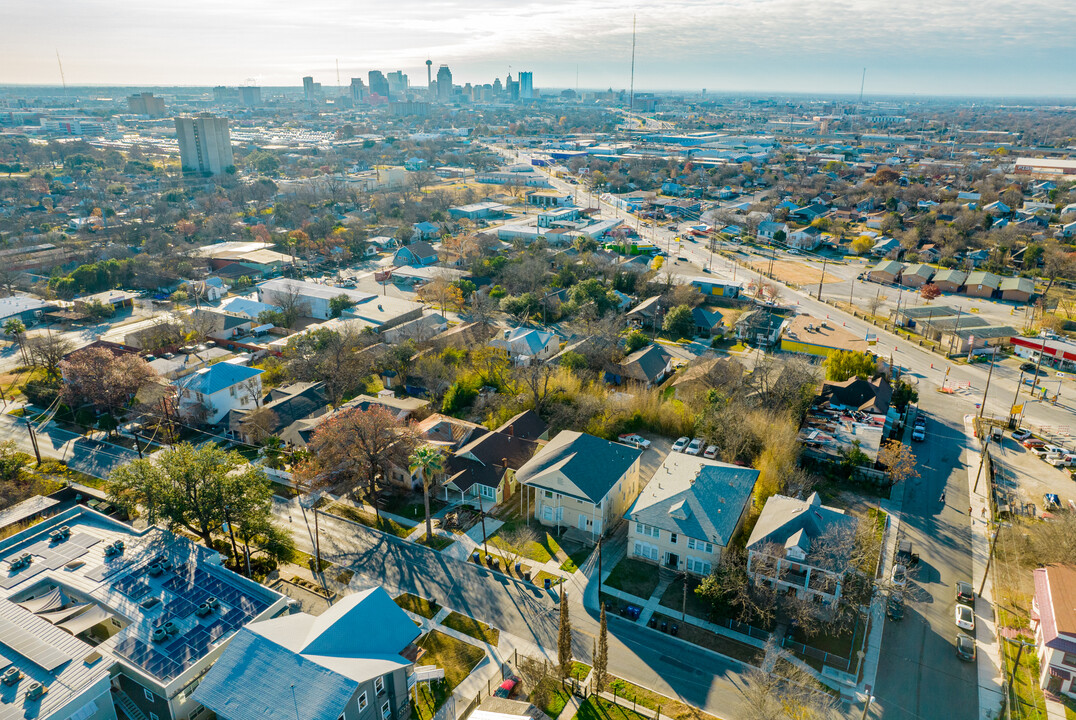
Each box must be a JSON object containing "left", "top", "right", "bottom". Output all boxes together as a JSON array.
[
  {"left": 544, "top": 577, "right": 551, "bottom": 590},
  {"left": 472, "top": 551, "right": 480, "bottom": 563},
  {"left": 524, "top": 571, "right": 531, "bottom": 581},
  {"left": 515, "top": 562, "right": 522, "bottom": 574}
]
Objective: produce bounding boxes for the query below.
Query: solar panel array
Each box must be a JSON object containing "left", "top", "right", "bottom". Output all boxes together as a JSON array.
[
  {"left": 0, "top": 617, "right": 70, "bottom": 671},
  {"left": 111, "top": 561, "right": 271, "bottom": 681},
  {"left": 0, "top": 532, "right": 99, "bottom": 589}
]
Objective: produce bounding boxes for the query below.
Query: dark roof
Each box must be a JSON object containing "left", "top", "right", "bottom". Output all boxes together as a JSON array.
[
  {"left": 495, "top": 410, "right": 549, "bottom": 441},
  {"left": 399, "top": 240, "right": 437, "bottom": 259},
  {"left": 517, "top": 431, "right": 642, "bottom": 503},
  {"left": 446, "top": 429, "right": 541, "bottom": 491},
  {"left": 818, "top": 375, "right": 892, "bottom": 415},
  {"left": 612, "top": 344, "right": 671, "bottom": 383},
  {"left": 230, "top": 381, "right": 330, "bottom": 435},
  {"left": 746, "top": 493, "right": 859, "bottom": 569}
]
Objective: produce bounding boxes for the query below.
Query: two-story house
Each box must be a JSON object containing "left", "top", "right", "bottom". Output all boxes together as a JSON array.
[
  {"left": 517, "top": 431, "right": 643, "bottom": 542},
  {"left": 194, "top": 587, "right": 423, "bottom": 720},
  {"left": 745, "top": 493, "right": 860, "bottom": 607},
  {"left": 1032, "top": 564, "right": 1076, "bottom": 699},
  {"left": 489, "top": 327, "right": 558, "bottom": 365},
  {"left": 626, "top": 453, "right": 759, "bottom": 576},
  {"left": 175, "top": 360, "right": 263, "bottom": 426}
]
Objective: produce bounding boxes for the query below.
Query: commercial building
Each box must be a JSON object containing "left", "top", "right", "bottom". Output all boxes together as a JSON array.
[
  {"left": 257, "top": 278, "right": 374, "bottom": 321},
  {"left": 238, "top": 86, "right": 261, "bottom": 108},
  {"left": 436, "top": 65, "right": 453, "bottom": 102},
  {"left": 0, "top": 506, "right": 286, "bottom": 720},
  {"left": 519, "top": 71, "right": 534, "bottom": 100},
  {"left": 367, "top": 71, "right": 390, "bottom": 99},
  {"left": 626, "top": 453, "right": 758, "bottom": 575},
  {"left": 175, "top": 115, "right": 234, "bottom": 176},
  {"left": 1014, "top": 157, "right": 1076, "bottom": 177},
  {"left": 127, "top": 92, "right": 165, "bottom": 117}
]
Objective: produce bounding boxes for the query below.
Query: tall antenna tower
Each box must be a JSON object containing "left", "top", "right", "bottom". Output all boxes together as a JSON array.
[
  {"left": 628, "top": 15, "right": 637, "bottom": 113},
  {"left": 55, "top": 51, "right": 67, "bottom": 96},
  {"left": 858, "top": 67, "right": 866, "bottom": 106}
]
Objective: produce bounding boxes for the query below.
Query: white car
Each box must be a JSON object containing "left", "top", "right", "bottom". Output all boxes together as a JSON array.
[
  {"left": 1034, "top": 444, "right": 1066, "bottom": 458},
  {"left": 892, "top": 564, "right": 908, "bottom": 588},
  {"left": 703, "top": 445, "right": 719, "bottom": 459},
  {"left": 955, "top": 604, "right": 975, "bottom": 631},
  {"left": 685, "top": 438, "right": 704, "bottom": 456},
  {"left": 672, "top": 437, "right": 690, "bottom": 453},
  {"left": 1047, "top": 452, "right": 1076, "bottom": 467},
  {"left": 617, "top": 433, "right": 651, "bottom": 450}
]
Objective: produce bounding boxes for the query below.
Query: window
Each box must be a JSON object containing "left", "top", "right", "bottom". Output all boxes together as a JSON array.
[
  {"left": 687, "top": 538, "right": 713, "bottom": 554},
  {"left": 633, "top": 542, "right": 658, "bottom": 561},
  {"left": 544, "top": 490, "right": 554, "bottom": 499},
  {"left": 1063, "top": 652, "right": 1076, "bottom": 668},
  {"left": 381, "top": 700, "right": 391, "bottom": 719},
  {"left": 358, "top": 692, "right": 368, "bottom": 711},
  {"left": 543, "top": 507, "right": 553, "bottom": 521},
  {"left": 480, "top": 485, "right": 496, "bottom": 499},
  {"left": 375, "top": 675, "right": 385, "bottom": 694},
  {"left": 144, "top": 689, "right": 155, "bottom": 703},
  {"left": 670, "top": 533, "right": 677, "bottom": 544},
  {"left": 687, "top": 557, "right": 712, "bottom": 575},
  {"left": 635, "top": 523, "right": 659, "bottom": 539}
]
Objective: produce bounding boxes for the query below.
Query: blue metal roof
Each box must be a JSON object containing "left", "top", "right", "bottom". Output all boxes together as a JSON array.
[{"left": 177, "top": 363, "right": 262, "bottom": 396}]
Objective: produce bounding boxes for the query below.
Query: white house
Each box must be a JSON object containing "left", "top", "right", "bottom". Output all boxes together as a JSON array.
[
  {"left": 787, "top": 226, "right": 823, "bottom": 251},
  {"left": 517, "top": 431, "right": 643, "bottom": 541},
  {"left": 176, "top": 359, "right": 263, "bottom": 425},
  {"left": 256, "top": 278, "right": 375, "bottom": 321},
  {"left": 1032, "top": 564, "right": 1076, "bottom": 699},
  {"left": 626, "top": 453, "right": 759, "bottom": 576},
  {"left": 757, "top": 221, "right": 787, "bottom": 242},
  {"left": 489, "top": 327, "right": 558, "bottom": 364}
]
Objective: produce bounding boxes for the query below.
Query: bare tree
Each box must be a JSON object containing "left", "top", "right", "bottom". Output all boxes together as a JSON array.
[
  {"left": 515, "top": 362, "right": 557, "bottom": 414},
  {"left": 495, "top": 524, "right": 538, "bottom": 570},
  {"left": 739, "top": 642, "right": 839, "bottom": 720},
  {"left": 240, "top": 406, "right": 279, "bottom": 445},
  {"left": 27, "top": 331, "right": 73, "bottom": 381}
]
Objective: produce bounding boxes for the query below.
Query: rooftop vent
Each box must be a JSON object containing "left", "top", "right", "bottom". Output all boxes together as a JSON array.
[
  {"left": 26, "top": 682, "right": 45, "bottom": 700},
  {"left": 1, "top": 667, "right": 21, "bottom": 685}
]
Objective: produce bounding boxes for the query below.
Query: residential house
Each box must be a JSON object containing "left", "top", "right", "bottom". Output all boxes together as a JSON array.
[
  {"left": 343, "top": 391, "right": 430, "bottom": 422},
  {"left": 901, "top": 263, "right": 935, "bottom": 288},
  {"left": 918, "top": 243, "right": 941, "bottom": 263},
  {"left": 412, "top": 221, "right": 442, "bottom": 240},
  {"left": 692, "top": 306, "right": 725, "bottom": 336},
  {"left": 999, "top": 277, "right": 1035, "bottom": 303},
  {"left": 757, "top": 221, "right": 788, "bottom": 242},
  {"left": 746, "top": 493, "right": 860, "bottom": 607},
  {"left": 392, "top": 241, "right": 439, "bottom": 267},
  {"left": 966, "top": 249, "right": 991, "bottom": 268},
  {"left": 735, "top": 309, "right": 786, "bottom": 347},
  {"left": 379, "top": 313, "right": 448, "bottom": 345},
  {"left": 489, "top": 327, "right": 558, "bottom": 364},
  {"left": 193, "top": 587, "right": 422, "bottom": 720},
  {"left": 868, "top": 260, "right": 903, "bottom": 285},
  {"left": 963, "top": 271, "right": 1001, "bottom": 299},
  {"left": 787, "top": 226, "right": 823, "bottom": 251},
  {"left": 932, "top": 269, "right": 967, "bottom": 294},
  {"left": 1060, "top": 221, "right": 1076, "bottom": 239},
  {"left": 495, "top": 410, "right": 550, "bottom": 442},
  {"left": 801, "top": 375, "right": 896, "bottom": 462},
  {"left": 870, "top": 237, "right": 900, "bottom": 257},
  {"left": 228, "top": 381, "right": 330, "bottom": 444},
  {"left": 415, "top": 413, "right": 487, "bottom": 451},
  {"left": 626, "top": 453, "right": 759, "bottom": 575},
  {"left": 176, "top": 359, "right": 263, "bottom": 425},
  {"left": 442, "top": 427, "right": 542, "bottom": 504},
  {"left": 625, "top": 295, "right": 665, "bottom": 329},
  {"left": 789, "top": 203, "right": 829, "bottom": 223},
  {"left": 1031, "top": 564, "right": 1076, "bottom": 698},
  {"left": 604, "top": 344, "right": 673, "bottom": 388},
  {"left": 518, "top": 431, "right": 644, "bottom": 541},
  {"left": 257, "top": 278, "right": 375, "bottom": 321},
  {"left": 671, "top": 355, "right": 743, "bottom": 399},
  {"left": 983, "top": 200, "right": 1011, "bottom": 216}
]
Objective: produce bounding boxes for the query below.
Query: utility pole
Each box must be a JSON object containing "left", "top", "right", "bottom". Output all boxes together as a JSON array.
[
  {"left": 25, "top": 418, "right": 41, "bottom": 466},
  {"left": 947, "top": 306, "right": 963, "bottom": 356},
  {"left": 1009, "top": 370, "right": 1025, "bottom": 427},
  {"left": 817, "top": 256, "right": 828, "bottom": 300},
  {"left": 1029, "top": 333, "right": 1050, "bottom": 399},
  {"left": 979, "top": 348, "right": 997, "bottom": 419},
  {"left": 681, "top": 571, "right": 688, "bottom": 621},
  {"left": 132, "top": 432, "right": 144, "bottom": 459},
  {"left": 979, "top": 528, "right": 1000, "bottom": 597}
]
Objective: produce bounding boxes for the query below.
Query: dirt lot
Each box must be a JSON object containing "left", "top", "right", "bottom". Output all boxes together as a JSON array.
[
  {"left": 989, "top": 433, "right": 1075, "bottom": 515},
  {"left": 749, "top": 259, "right": 841, "bottom": 286}
]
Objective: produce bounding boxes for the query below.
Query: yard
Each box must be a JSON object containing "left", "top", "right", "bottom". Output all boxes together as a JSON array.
[
  {"left": 658, "top": 576, "right": 713, "bottom": 621},
  {"left": 604, "top": 558, "right": 660, "bottom": 600},
  {"left": 381, "top": 492, "right": 447, "bottom": 521},
  {"left": 417, "top": 533, "right": 455, "bottom": 551},
  {"left": 488, "top": 518, "right": 578, "bottom": 565},
  {"left": 606, "top": 676, "right": 721, "bottom": 720},
  {"left": 574, "top": 697, "right": 650, "bottom": 720},
  {"left": 650, "top": 612, "right": 763, "bottom": 667},
  {"left": 560, "top": 546, "right": 593, "bottom": 574},
  {"left": 322, "top": 501, "right": 413, "bottom": 538},
  {"left": 394, "top": 593, "right": 441, "bottom": 619},
  {"left": 412, "top": 630, "right": 487, "bottom": 720},
  {"left": 442, "top": 612, "right": 501, "bottom": 646}
]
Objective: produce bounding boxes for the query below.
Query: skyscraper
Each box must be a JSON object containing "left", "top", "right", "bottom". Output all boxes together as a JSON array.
[
  {"left": 302, "top": 76, "right": 314, "bottom": 106},
  {"left": 350, "top": 77, "right": 366, "bottom": 103},
  {"left": 127, "top": 92, "right": 166, "bottom": 117},
  {"left": 175, "top": 114, "right": 234, "bottom": 176},
  {"left": 368, "top": 70, "right": 390, "bottom": 98},
  {"left": 238, "top": 86, "right": 261, "bottom": 108},
  {"left": 425, "top": 59, "right": 433, "bottom": 91},
  {"left": 506, "top": 74, "right": 519, "bottom": 102},
  {"left": 519, "top": 72, "right": 533, "bottom": 100},
  {"left": 387, "top": 71, "right": 409, "bottom": 96},
  {"left": 436, "top": 64, "right": 453, "bottom": 102}
]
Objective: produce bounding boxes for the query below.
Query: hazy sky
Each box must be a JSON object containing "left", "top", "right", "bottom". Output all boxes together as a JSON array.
[{"left": 4, "top": 0, "right": 1075, "bottom": 96}]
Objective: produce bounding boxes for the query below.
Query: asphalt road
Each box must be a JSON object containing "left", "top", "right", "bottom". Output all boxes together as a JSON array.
[
  {"left": 870, "top": 392, "right": 979, "bottom": 720},
  {"left": 278, "top": 499, "right": 753, "bottom": 719}
]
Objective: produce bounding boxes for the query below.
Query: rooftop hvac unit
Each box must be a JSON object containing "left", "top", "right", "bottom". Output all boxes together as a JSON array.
[
  {"left": 26, "top": 682, "right": 45, "bottom": 700},
  {"left": 1, "top": 667, "right": 21, "bottom": 685}
]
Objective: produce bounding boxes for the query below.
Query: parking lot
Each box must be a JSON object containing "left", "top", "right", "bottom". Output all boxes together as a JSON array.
[{"left": 988, "top": 431, "right": 1075, "bottom": 515}]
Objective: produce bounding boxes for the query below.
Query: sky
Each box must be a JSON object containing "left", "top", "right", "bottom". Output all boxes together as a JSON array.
[{"left": 3, "top": 0, "right": 1075, "bottom": 96}]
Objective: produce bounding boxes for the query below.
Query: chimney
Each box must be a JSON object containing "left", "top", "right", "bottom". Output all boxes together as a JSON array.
[
  {"left": 506, "top": 424, "right": 514, "bottom": 436},
  {"left": 502, "top": 457, "right": 508, "bottom": 468}
]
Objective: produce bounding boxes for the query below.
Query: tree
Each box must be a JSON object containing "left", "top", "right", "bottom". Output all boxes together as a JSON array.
[
  {"left": 662, "top": 304, "right": 695, "bottom": 339},
  {"left": 108, "top": 443, "right": 292, "bottom": 569},
  {"left": 0, "top": 439, "right": 29, "bottom": 481},
  {"left": 27, "top": 331, "right": 73, "bottom": 382},
  {"left": 878, "top": 440, "right": 919, "bottom": 487},
  {"left": 515, "top": 363, "right": 557, "bottom": 414},
  {"left": 417, "top": 276, "right": 465, "bottom": 315},
  {"left": 283, "top": 328, "right": 369, "bottom": 407},
  {"left": 4, "top": 319, "right": 27, "bottom": 365},
  {"left": 594, "top": 605, "right": 609, "bottom": 693},
  {"left": 824, "top": 350, "right": 877, "bottom": 381},
  {"left": 302, "top": 405, "right": 416, "bottom": 518},
  {"left": 624, "top": 329, "right": 650, "bottom": 353},
  {"left": 328, "top": 293, "right": 355, "bottom": 319},
  {"left": 919, "top": 283, "right": 941, "bottom": 301},
  {"left": 850, "top": 235, "right": 874, "bottom": 255},
  {"left": 408, "top": 445, "right": 445, "bottom": 541},
  {"left": 865, "top": 292, "right": 886, "bottom": 317},
  {"left": 240, "top": 406, "right": 279, "bottom": 445},
  {"left": 60, "top": 347, "right": 158, "bottom": 435},
  {"left": 891, "top": 379, "right": 919, "bottom": 411},
  {"left": 739, "top": 644, "right": 839, "bottom": 720},
  {"left": 495, "top": 524, "right": 538, "bottom": 571},
  {"left": 517, "top": 655, "right": 559, "bottom": 712},
  {"left": 557, "top": 586, "right": 573, "bottom": 679}
]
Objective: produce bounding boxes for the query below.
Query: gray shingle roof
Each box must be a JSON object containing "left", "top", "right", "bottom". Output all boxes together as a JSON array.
[
  {"left": 746, "top": 493, "right": 858, "bottom": 559},
  {"left": 626, "top": 454, "right": 759, "bottom": 546},
  {"left": 516, "top": 431, "right": 642, "bottom": 503}
]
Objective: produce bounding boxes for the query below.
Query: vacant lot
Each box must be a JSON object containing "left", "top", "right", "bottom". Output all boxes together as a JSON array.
[{"left": 749, "top": 259, "right": 837, "bottom": 286}]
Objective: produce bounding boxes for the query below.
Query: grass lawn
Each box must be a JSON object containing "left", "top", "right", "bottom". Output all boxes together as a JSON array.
[
  {"left": 560, "top": 546, "right": 593, "bottom": 574},
  {"left": 488, "top": 519, "right": 564, "bottom": 564},
  {"left": 574, "top": 697, "right": 650, "bottom": 720},
  {"left": 270, "top": 481, "right": 295, "bottom": 497},
  {"left": 394, "top": 593, "right": 442, "bottom": 619},
  {"left": 789, "top": 614, "right": 864, "bottom": 662},
  {"left": 418, "top": 630, "right": 486, "bottom": 688},
  {"left": 604, "top": 558, "right": 660, "bottom": 600},
  {"left": 442, "top": 611, "right": 500, "bottom": 646},
  {"left": 535, "top": 686, "right": 571, "bottom": 719},
  {"left": 291, "top": 550, "right": 332, "bottom": 573},
  {"left": 323, "top": 502, "right": 413, "bottom": 538},
  {"left": 571, "top": 661, "right": 591, "bottom": 681},
  {"left": 1003, "top": 635, "right": 1049, "bottom": 720},
  {"left": 382, "top": 492, "right": 446, "bottom": 521},
  {"left": 651, "top": 612, "right": 763, "bottom": 667},
  {"left": 533, "top": 570, "right": 564, "bottom": 588},
  {"left": 606, "top": 676, "right": 721, "bottom": 720},
  {"left": 416, "top": 533, "right": 455, "bottom": 551},
  {"left": 658, "top": 576, "right": 713, "bottom": 621}
]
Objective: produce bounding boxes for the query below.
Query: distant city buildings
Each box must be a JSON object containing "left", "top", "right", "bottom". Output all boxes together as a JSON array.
[
  {"left": 127, "top": 92, "right": 165, "bottom": 117},
  {"left": 368, "top": 70, "right": 390, "bottom": 99},
  {"left": 436, "top": 64, "right": 453, "bottom": 102},
  {"left": 387, "top": 70, "right": 409, "bottom": 96},
  {"left": 175, "top": 114, "right": 235, "bottom": 175},
  {"left": 302, "top": 75, "right": 322, "bottom": 107},
  {"left": 519, "top": 71, "right": 533, "bottom": 99},
  {"left": 350, "top": 77, "right": 366, "bottom": 103},
  {"left": 238, "top": 86, "right": 261, "bottom": 108}
]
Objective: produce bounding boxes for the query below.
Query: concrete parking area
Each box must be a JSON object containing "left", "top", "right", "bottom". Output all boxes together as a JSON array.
[{"left": 988, "top": 431, "right": 1076, "bottom": 515}]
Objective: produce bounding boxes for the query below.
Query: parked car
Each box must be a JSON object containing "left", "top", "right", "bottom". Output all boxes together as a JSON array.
[
  {"left": 1033, "top": 444, "right": 1065, "bottom": 458},
  {"left": 617, "top": 433, "right": 652, "bottom": 450},
  {"left": 1047, "top": 453, "right": 1076, "bottom": 467},
  {"left": 912, "top": 426, "right": 926, "bottom": 442},
  {"left": 887, "top": 593, "right": 905, "bottom": 621},
  {"left": 955, "top": 604, "right": 975, "bottom": 631},
  {"left": 956, "top": 635, "right": 976, "bottom": 662},
  {"left": 1021, "top": 362, "right": 1046, "bottom": 375},
  {"left": 672, "top": 437, "right": 690, "bottom": 453},
  {"left": 892, "top": 564, "right": 908, "bottom": 588},
  {"left": 703, "top": 445, "right": 719, "bottom": 459},
  {"left": 956, "top": 581, "right": 974, "bottom": 605},
  {"left": 1022, "top": 439, "right": 1047, "bottom": 450},
  {"left": 1012, "top": 428, "right": 1032, "bottom": 441},
  {"left": 494, "top": 677, "right": 519, "bottom": 698},
  {"left": 685, "top": 438, "right": 704, "bottom": 456}
]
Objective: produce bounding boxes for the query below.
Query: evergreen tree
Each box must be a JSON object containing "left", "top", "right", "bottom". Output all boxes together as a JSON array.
[
  {"left": 595, "top": 604, "right": 609, "bottom": 692},
  {"left": 558, "top": 587, "right": 573, "bottom": 679}
]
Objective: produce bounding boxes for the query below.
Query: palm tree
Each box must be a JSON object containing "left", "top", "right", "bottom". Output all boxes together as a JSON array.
[
  {"left": 408, "top": 445, "right": 445, "bottom": 541},
  {"left": 3, "top": 319, "right": 27, "bottom": 365}
]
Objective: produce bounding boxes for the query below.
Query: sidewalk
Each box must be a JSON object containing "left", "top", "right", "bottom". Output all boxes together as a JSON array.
[{"left": 962, "top": 415, "right": 1006, "bottom": 720}]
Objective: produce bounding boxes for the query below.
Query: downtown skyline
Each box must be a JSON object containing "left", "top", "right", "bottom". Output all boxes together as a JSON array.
[{"left": 3, "top": 0, "right": 1075, "bottom": 97}]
